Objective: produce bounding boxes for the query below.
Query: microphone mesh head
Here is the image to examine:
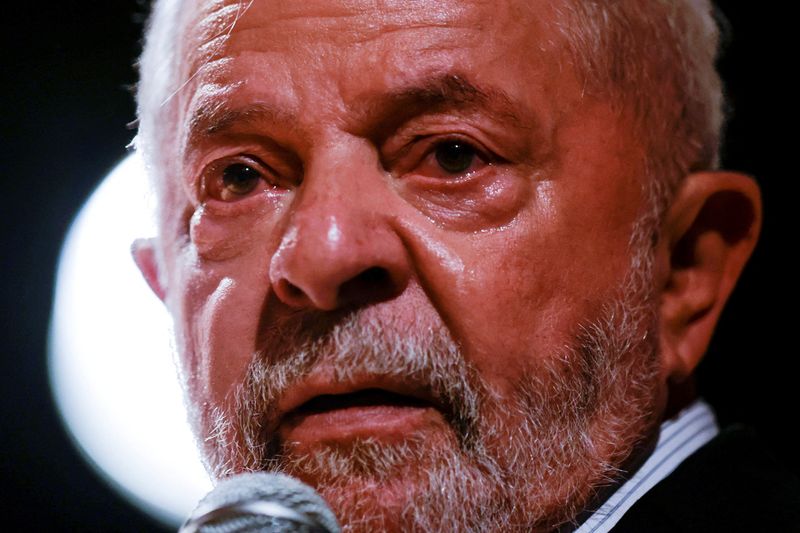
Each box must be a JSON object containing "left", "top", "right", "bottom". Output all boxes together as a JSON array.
[{"left": 189, "top": 472, "right": 340, "bottom": 533}]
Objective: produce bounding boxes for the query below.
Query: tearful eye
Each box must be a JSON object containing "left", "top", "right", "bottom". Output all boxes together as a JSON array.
[
  {"left": 200, "top": 153, "right": 298, "bottom": 205},
  {"left": 222, "top": 163, "right": 262, "bottom": 196},
  {"left": 434, "top": 141, "right": 477, "bottom": 174}
]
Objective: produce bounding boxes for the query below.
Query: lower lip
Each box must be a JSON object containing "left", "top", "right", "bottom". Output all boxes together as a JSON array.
[{"left": 278, "top": 404, "right": 446, "bottom": 446}]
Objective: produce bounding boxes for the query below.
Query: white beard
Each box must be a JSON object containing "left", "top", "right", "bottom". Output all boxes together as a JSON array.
[{"left": 194, "top": 233, "right": 663, "bottom": 532}]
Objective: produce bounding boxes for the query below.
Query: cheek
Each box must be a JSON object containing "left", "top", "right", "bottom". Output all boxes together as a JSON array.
[
  {"left": 399, "top": 168, "right": 531, "bottom": 232},
  {"left": 190, "top": 193, "right": 287, "bottom": 260},
  {"left": 400, "top": 179, "right": 638, "bottom": 394},
  {"left": 174, "top": 208, "right": 280, "bottom": 411}
]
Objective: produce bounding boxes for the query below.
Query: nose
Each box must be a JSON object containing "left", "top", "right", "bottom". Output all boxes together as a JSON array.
[{"left": 269, "top": 148, "right": 410, "bottom": 311}]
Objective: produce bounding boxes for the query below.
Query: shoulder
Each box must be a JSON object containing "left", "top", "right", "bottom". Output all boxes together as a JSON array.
[{"left": 611, "top": 425, "right": 800, "bottom": 532}]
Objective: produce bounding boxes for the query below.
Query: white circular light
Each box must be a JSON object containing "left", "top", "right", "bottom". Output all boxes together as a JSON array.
[{"left": 49, "top": 153, "right": 212, "bottom": 527}]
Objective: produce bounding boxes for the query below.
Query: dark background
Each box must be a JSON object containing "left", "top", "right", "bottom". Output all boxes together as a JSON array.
[{"left": 1, "top": 2, "right": 795, "bottom": 531}]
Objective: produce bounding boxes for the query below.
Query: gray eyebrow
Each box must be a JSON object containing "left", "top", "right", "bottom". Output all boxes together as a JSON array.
[
  {"left": 184, "top": 72, "right": 532, "bottom": 147},
  {"left": 386, "top": 74, "right": 513, "bottom": 115},
  {"left": 186, "top": 101, "right": 297, "bottom": 144},
  {"left": 358, "top": 73, "right": 532, "bottom": 134}
]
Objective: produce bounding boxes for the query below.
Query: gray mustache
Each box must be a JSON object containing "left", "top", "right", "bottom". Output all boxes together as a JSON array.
[{"left": 241, "top": 310, "right": 486, "bottom": 462}]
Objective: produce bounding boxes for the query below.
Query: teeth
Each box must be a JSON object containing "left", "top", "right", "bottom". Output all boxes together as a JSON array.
[{"left": 295, "top": 389, "right": 429, "bottom": 415}]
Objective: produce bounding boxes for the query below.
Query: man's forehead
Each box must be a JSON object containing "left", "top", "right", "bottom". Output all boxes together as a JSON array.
[
  {"left": 173, "top": 0, "right": 569, "bottom": 119},
  {"left": 183, "top": 0, "right": 533, "bottom": 40},
  {"left": 167, "top": 0, "right": 574, "bottom": 148},
  {"left": 177, "top": 0, "right": 553, "bottom": 65}
]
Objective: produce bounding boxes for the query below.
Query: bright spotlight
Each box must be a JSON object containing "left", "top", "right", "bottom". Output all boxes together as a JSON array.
[{"left": 48, "top": 153, "right": 212, "bottom": 527}]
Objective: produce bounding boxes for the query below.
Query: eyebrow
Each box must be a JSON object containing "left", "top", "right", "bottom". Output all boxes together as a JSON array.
[
  {"left": 186, "top": 101, "right": 297, "bottom": 147},
  {"left": 184, "top": 73, "right": 532, "bottom": 147},
  {"left": 361, "top": 73, "right": 530, "bottom": 134}
]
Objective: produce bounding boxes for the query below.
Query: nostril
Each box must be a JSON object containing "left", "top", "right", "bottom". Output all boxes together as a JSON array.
[
  {"left": 359, "top": 267, "right": 390, "bottom": 286},
  {"left": 285, "top": 281, "right": 304, "bottom": 300},
  {"left": 338, "top": 266, "right": 396, "bottom": 306},
  {"left": 275, "top": 278, "right": 309, "bottom": 307}
]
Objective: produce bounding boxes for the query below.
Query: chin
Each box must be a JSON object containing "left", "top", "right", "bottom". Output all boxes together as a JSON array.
[{"left": 270, "top": 432, "right": 510, "bottom": 532}]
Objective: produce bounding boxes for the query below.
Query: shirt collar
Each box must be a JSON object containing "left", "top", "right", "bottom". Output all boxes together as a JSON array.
[{"left": 572, "top": 399, "right": 719, "bottom": 533}]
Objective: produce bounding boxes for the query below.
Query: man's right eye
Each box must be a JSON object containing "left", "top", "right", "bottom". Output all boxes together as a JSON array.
[
  {"left": 222, "top": 163, "right": 262, "bottom": 197},
  {"left": 202, "top": 157, "right": 272, "bottom": 202}
]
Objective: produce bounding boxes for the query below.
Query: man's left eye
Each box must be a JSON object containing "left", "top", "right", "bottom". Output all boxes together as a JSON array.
[
  {"left": 409, "top": 139, "right": 489, "bottom": 179},
  {"left": 434, "top": 141, "right": 481, "bottom": 174}
]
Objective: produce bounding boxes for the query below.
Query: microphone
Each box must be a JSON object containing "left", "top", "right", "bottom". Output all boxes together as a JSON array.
[{"left": 179, "top": 472, "right": 341, "bottom": 533}]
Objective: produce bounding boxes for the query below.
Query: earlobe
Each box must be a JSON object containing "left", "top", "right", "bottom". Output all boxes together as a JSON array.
[
  {"left": 132, "top": 237, "right": 168, "bottom": 302},
  {"left": 657, "top": 171, "right": 762, "bottom": 380}
]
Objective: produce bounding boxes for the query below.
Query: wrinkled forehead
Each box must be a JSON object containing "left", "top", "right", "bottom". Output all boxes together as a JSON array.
[
  {"left": 174, "top": 0, "right": 560, "bottom": 90},
  {"left": 165, "top": 0, "right": 576, "bottom": 155},
  {"left": 180, "top": 0, "right": 548, "bottom": 49},
  {"left": 184, "top": 0, "right": 488, "bottom": 45}
]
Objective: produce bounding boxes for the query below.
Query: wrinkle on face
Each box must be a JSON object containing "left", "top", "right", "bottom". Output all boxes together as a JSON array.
[
  {"left": 190, "top": 201, "right": 276, "bottom": 262},
  {"left": 207, "top": 0, "right": 481, "bottom": 46},
  {"left": 194, "top": 275, "right": 237, "bottom": 398},
  {"left": 400, "top": 168, "right": 533, "bottom": 232},
  {"left": 156, "top": 0, "right": 664, "bottom": 529}
]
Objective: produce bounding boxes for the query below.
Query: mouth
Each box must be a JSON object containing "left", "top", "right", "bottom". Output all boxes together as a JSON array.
[
  {"left": 293, "top": 388, "right": 432, "bottom": 414},
  {"left": 277, "top": 385, "right": 449, "bottom": 446}
]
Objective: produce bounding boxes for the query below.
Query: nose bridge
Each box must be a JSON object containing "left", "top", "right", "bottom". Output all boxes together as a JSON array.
[{"left": 269, "top": 137, "right": 409, "bottom": 310}]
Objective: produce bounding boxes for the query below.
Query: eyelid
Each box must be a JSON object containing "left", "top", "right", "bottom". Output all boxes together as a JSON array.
[
  {"left": 386, "top": 133, "right": 497, "bottom": 176},
  {"left": 199, "top": 154, "right": 276, "bottom": 201},
  {"left": 428, "top": 136, "right": 494, "bottom": 161},
  {"left": 193, "top": 140, "right": 303, "bottom": 193}
]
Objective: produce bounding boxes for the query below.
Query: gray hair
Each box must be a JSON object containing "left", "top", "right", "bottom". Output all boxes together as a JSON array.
[
  {"left": 555, "top": 0, "right": 724, "bottom": 219},
  {"left": 135, "top": 0, "right": 724, "bottom": 221},
  {"left": 134, "top": 0, "right": 184, "bottom": 181}
]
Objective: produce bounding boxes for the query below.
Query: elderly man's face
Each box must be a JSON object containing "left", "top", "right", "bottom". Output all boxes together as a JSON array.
[{"left": 151, "top": 0, "right": 673, "bottom": 529}]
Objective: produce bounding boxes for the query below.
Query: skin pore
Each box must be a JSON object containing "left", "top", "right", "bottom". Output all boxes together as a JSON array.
[{"left": 133, "top": 0, "right": 762, "bottom": 530}]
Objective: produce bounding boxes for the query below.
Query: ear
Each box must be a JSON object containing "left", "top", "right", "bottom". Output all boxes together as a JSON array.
[
  {"left": 131, "top": 237, "right": 168, "bottom": 302},
  {"left": 657, "top": 171, "right": 761, "bottom": 381}
]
